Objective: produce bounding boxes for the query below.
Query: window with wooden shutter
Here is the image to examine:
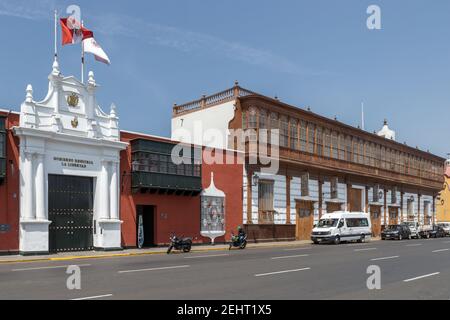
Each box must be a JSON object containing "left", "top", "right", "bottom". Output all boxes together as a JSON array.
[
  {"left": 259, "top": 109, "right": 267, "bottom": 129},
  {"left": 338, "top": 134, "right": 345, "bottom": 160},
  {"left": 269, "top": 112, "right": 279, "bottom": 146},
  {"left": 323, "top": 129, "right": 331, "bottom": 158},
  {"left": 373, "top": 184, "right": 380, "bottom": 202},
  {"left": 299, "top": 120, "right": 307, "bottom": 152},
  {"left": 258, "top": 180, "right": 275, "bottom": 224},
  {"left": 248, "top": 108, "right": 257, "bottom": 129},
  {"left": 307, "top": 123, "right": 315, "bottom": 154},
  {"left": 345, "top": 136, "right": 352, "bottom": 162},
  {"left": 280, "top": 115, "right": 288, "bottom": 148},
  {"left": 289, "top": 118, "right": 298, "bottom": 150},
  {"left": 316, "top": 127, "right": 323, "bottom": 156},
  {"left": 331, "top": 177, "right": 338, "bottom": 199},
  {"left": 301, "top": 172, "right": 310, "bottom": 197},
  {"left": 331, "top": 132, "right": 338, "bottom": 159},
  {"left": 391, "top": 187, "right": 398, "bottom": 204},
  {"left": 407, "top": 199, "right": 414, "bottom": 220}
]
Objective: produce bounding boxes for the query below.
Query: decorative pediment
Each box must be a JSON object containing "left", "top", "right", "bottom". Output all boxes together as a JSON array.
[{"left": 19, "top": 59, "right": 119, "bottom": 141}]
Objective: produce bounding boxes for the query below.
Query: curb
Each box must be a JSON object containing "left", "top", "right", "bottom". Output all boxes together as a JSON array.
[
  {"left": 0, "top": 239, "right": 382, "bottom": 265},
  {"left": 0, "top": 242, "right": 313, "bottom": 265}
]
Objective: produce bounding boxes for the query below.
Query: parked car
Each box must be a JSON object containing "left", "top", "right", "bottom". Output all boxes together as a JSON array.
[
  {"left": 401, "top": 221, "right": 432, "bottom": 239},
  {"left": 437, "top": 222, "right": 450, "bottom": 236},
  {"left": 311, "top": 211, "right": 372, "bottom": 245},
  {"left": 401, "top": 221, "right": 420, "bottom": 239},
  {"left": 381, "top": 225, "right": 411, "bottom": 240},
  {"left": 420, "top": 225, "right": 446, "bottom": 238}
]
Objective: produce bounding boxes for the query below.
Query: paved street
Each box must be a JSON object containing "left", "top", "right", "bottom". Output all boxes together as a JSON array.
[{"left": 1, "top": 238, "right": 450, "bottom": 300}]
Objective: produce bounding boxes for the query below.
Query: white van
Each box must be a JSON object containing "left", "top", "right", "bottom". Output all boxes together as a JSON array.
[{"left": 311, "top": 211, "right": 372, "bottom": 245}]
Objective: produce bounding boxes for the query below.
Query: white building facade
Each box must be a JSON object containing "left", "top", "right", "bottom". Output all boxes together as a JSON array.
[
  {"left": 172, "top": 83, "right": 444, "bottom": 241},
  {"left": 14, "top": 60, "right": 127, "bottom": 254}
]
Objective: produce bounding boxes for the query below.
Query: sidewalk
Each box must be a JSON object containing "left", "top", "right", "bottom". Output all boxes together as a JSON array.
[{"left": 0, "top": 240, "right": 313, "bottom": 264}]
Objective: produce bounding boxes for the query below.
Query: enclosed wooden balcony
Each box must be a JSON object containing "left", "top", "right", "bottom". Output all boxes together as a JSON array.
[{"left": 130, "top": 138, "right": 202, "bottom": 196}]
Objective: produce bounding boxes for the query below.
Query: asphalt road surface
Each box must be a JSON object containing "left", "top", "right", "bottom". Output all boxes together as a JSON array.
[{"left": 1, "top": 237, "right": 450, "bottom": 300}]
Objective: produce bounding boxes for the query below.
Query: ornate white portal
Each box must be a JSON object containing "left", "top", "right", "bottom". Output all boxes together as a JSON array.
[{"left": 13, "top": 60, "right": 128, "bottom": 255}]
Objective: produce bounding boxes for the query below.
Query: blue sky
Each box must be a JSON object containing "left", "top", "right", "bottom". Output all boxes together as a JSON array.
[{"left": 0, "top": 0, "right": 449, "bottom": 157}]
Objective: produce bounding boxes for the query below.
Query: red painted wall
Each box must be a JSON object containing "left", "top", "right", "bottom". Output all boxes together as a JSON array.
[
  {"left": 120, "top": 131, "right": 243, "bottom": 247},
  {"left": 201, "top": 148, "right": 243, "bottom": 243},
  {"left": 120, "top": 131, "right": 204, "bottom": 247},
  {"left": 0, "top": 127, "right": 243, "bottom": 252},
  {"left": 0, "top": 112, "right": 20, "bottom": 254}
]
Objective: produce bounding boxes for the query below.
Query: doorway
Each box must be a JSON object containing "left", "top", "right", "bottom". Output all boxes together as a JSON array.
[
  {"left": 48, "top": 175, "right": 94, "bottom": 253},
  {"left": 136, "top": 205, "right": 155, "bottom": 248},
  {"left": 370, "top": 205, "right": 382, "bottom": 237},
  {"left": 348, "top": 188, "right": 363, "bottom": 212},
  {"left": 389, "top": 207, "right": 399, "bottom": 225},
  {"left": 296, "top": 200, "right": 315, "bottom": 240}
]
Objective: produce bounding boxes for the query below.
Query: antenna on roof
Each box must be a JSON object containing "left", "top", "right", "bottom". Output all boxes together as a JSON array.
[{"left": 361, "top": 102, "right": 365, "bottom": 131}]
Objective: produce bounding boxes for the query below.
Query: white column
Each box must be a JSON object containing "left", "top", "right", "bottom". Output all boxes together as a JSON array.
[
  {"left": 110, "top": 161, "right": 119, "bottom": 220},
  {"left": 35, "top": 154, "right": 46, "bottom": 221},
  {"left": 101, "top": 160, "right": 110, "bottom": 219},
  {"left": 23, "top": 152, "right": 34, "bottom": 220}
]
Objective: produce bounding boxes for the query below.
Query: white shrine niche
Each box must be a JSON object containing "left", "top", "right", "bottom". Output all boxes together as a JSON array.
[
  {"left": 13, "top": 60, "right": 128, "bottom": 254},
  {"left": 201, "top": 172, "right": 226, "bottom": 244}
]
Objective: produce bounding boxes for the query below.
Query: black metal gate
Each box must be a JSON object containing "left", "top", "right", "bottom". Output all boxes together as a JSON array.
[{"left": 48, "top": 175, "right": 94, "bottom": 253}]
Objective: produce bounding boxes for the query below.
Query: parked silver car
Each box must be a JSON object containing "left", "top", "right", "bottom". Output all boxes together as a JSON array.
[{"left": 437, "top": 223, "right": 450, "bottom": 236}]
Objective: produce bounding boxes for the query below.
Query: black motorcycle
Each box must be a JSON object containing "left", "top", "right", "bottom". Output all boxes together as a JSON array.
[
  {"left": 167, "top": 234, "right": 192, "bottom": 254},
  {"left": 229, "top": 233, "right": 247, "bottom": 250}
]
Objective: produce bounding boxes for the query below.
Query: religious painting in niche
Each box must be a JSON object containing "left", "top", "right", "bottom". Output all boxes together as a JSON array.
[
  {"left": 200, "top": 172, "right": 226, "bottom": 244},
  {"left": 201, "top": 197, "right": 225, "bottom": 233}
]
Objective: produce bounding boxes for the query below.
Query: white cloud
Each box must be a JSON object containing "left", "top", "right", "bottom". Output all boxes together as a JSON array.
[
  {"left": 89, "top": 13, "right": 310, "bottom": 75},
  {"left": 0, "top": 0, "right": 56, "bottom": 20}
]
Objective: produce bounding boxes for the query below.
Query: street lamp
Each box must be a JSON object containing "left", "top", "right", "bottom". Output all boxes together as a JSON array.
[{"left": 252, "top": 173, "right": 259, "bottom": 186}]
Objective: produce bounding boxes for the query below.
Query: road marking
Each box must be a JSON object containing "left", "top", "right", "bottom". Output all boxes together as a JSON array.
[
  {"left": 283, "top": 247, "right": 312, "bottom": 251},
  {"left": 403, "top": 272, "right": 440, "bottom": 283},
  {"left": 432, "top": 248, "right": 450, "bottom": 253},
  {"left": 118, "top": 265, "right": 190, "bottom": 274},
  {"left": 354, "top": 248, "right": 377, "bottom": 252},
  {"left": 255, "top": 267, "right": 310, "bottom": 277},
  {"left": 71, "top": 294, "right": 113, "bottom": 300},
  {"left": 12, "top": 264, "right": 91, "bottom": 272},
  {"left": 442, "top": 241, "right": 450, "bottom": 244},
  {"left": 184, "top": 254, "right": 229, "bottom": 259},
  {"left": 347, "top": 243, "right": 370, "bottom": 247},
  {"left": 271, "top": 254, "right": 309, "bottom": 260},
  {"left": 370, "top": 256, "right": 399, "bottom": 261},
  {"left": 405, "top": 243, "right": 422, "bottom": 247}
]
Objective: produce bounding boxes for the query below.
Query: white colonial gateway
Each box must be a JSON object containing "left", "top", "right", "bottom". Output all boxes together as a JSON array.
[{"left": 14, "top": 60, "right": 127, "bottom": 254}]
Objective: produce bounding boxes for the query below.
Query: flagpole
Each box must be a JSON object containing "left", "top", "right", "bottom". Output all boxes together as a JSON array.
[
  {"left": 54, "top": 9, "right": 58, "bottom": 60},
  {"left": 81, "top": 20, "right": 85, "bottom": 84}
]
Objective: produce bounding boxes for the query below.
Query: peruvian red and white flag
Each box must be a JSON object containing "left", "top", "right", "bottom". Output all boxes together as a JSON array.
[
  {"left": 60, "top": 18, "right": 93, "bottom": 45},
  {"left": 83, "top": 37, "right": 111, "bottom": 65}
]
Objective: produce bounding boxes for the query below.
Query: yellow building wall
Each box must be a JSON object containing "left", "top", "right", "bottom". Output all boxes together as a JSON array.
[{"left": 437, "top": 176, "right": 450, "bottom": 222}]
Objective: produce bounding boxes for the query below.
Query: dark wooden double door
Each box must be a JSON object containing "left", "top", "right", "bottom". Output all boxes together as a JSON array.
[
  {"left": 296, "top": 201, "right": 314, "bottom": 240},
  {"left": 348, "top": 188, "right": 363, "bottom": 212},
  {"left": 48, "top": 175, "right": 94, "bottom": 253},
  {"left": 370, "top": 205, "right": 382, "bottom": 237}
]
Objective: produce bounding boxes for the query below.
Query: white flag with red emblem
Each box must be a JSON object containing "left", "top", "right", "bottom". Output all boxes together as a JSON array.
[{"left": 83, "top": 37, "right": 111, "bottom": 65}]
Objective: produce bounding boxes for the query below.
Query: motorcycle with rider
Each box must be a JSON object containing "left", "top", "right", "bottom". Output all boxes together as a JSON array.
[{"left": 229, "top": 226, "right": 247, "bottom": 250}]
